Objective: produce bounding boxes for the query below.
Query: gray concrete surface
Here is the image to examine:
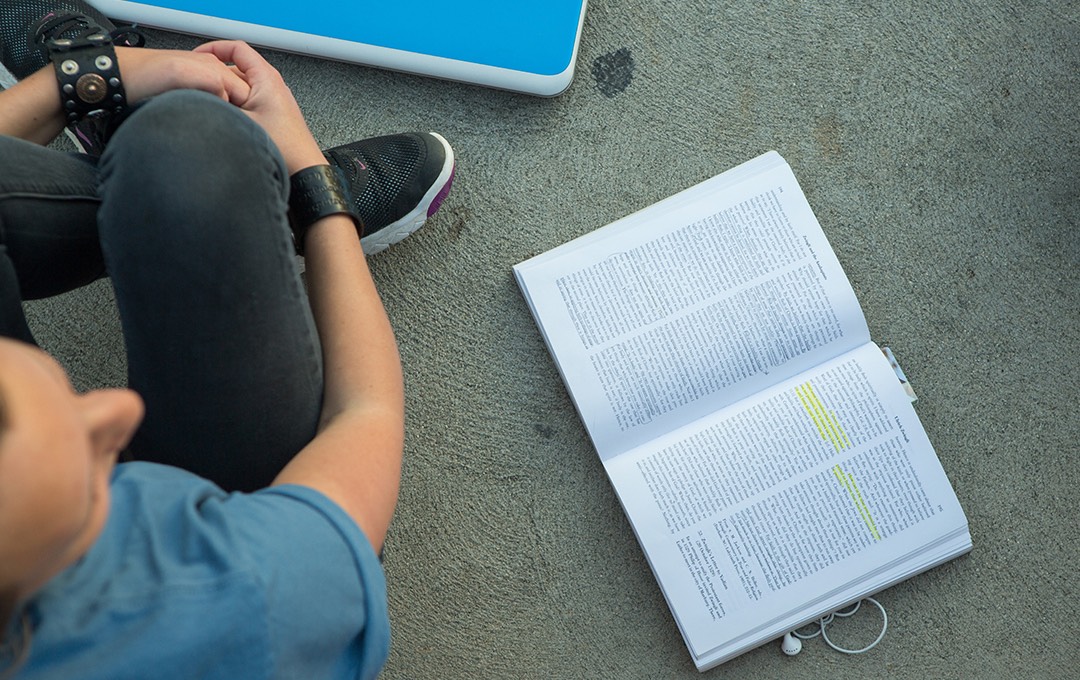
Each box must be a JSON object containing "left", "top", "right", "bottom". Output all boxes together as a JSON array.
[{"left": 22, "top": 1, "right": 1078, "bottom": 677}]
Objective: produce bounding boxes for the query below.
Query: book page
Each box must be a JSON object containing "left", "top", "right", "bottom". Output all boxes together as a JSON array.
[
  {"left": 514, "top": 152, "right": 871, "bottom": 459},
  {"left": 603, "top": 343, "right": 969, "bottom": 660}
]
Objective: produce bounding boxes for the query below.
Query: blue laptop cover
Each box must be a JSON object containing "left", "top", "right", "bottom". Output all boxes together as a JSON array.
[{"left": 91, "top": 0, "right": 589, "bottom": 95}]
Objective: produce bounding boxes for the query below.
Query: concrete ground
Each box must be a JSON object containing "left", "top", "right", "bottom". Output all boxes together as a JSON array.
[{"left": 21, "top": 1, "right": 1078, "bottom": 677}]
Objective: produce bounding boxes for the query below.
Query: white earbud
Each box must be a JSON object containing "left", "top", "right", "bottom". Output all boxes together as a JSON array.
[{"left": 781, "top": 632, "right": 802, "bottom": 656}]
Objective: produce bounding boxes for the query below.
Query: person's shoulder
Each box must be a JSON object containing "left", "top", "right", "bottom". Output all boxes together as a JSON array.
[
  {"left": 29, "top": 464, "right": 390, "bottom": 680},
  {"left": 101, "top": 462, "right": 260, "bottom": 579},
  {"left": 107, "top": 462, "right": 383, "bottom": 581},
  {"left": 110, "top": 459, "right": 222, "bottom": 503},
  {"left": 112, "top": 459, "right": 208, "bottom": 484}
]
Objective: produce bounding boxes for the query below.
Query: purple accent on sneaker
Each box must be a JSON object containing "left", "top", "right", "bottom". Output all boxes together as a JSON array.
[
  {"left": 353, "top": 158, "right": 367, "bottom": 173},
  {"left": 74, "top": 125, "right": 92, "bottom": 147},
  {"left": 427, "top": 164, "right": 456, "bottom": 217}
]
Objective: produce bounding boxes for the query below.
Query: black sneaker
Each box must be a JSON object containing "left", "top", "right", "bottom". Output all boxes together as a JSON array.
[
  {"left": 0, "top": 1, "right": 143, "bottom": 154},
  {"left": 323, "top": 132, "right": 456, "bottom": 255},
  {"left": 0, "top": 1, "right": 142, "bottom": 80}
]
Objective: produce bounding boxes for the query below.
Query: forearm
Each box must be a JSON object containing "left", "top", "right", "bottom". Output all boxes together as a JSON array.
[
  {"left": 272, "top": 215, "right": 405, "bottom": 548},
  {"left": 0, "top": 67, "right": 66, "bottom": 143},
  {"left": 304, "top": 216, "right": 404, "bottom": 426}
]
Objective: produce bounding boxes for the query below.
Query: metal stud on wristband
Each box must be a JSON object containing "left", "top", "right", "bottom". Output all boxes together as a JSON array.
[
  {"left": 47, "top": 33, "right": 128, "bottom": 123},
  {"left": 288, "top": 165, "right": 363, "bottom": 254}
]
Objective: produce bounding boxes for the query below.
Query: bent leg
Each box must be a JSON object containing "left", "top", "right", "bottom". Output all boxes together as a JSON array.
[
  {"left": 98, "top": 90, "right": 323, "bottom": 491},
  {"left": 0, "top": 135, "right": 104, "bottom": 341},
  {"left": 0, "top": 243, "right": 34, "bottom": 343}
]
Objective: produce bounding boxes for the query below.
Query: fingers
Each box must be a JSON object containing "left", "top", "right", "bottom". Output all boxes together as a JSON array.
[
  {"left": 217, "top": 66, "right": 252, "bottom": 104},
  {"left": 188, "top": 52, "right": 250, "bottom": 103},
  {"left": 194, "top": 41, "right": 285, "bottom": 104},
  {"left": 194, "top": 40, "right": 275, "bottom": 78},
  {"left": 116, "top": 46, "right": 252, "bottom": 105},
  {"left": 179, "top": 49, "right": 251, "bottom": 104}
]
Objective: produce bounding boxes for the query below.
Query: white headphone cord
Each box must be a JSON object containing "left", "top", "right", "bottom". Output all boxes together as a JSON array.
[{"left": 790, "top": 597, "right": 888, "bottom": 655}]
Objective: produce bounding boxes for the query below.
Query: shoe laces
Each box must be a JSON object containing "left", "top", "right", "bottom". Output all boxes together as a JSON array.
[{"left": 29, "top": 12, "right": 144, "bottom": 56}]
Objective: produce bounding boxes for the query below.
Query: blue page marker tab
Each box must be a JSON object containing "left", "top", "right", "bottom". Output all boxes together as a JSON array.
[{"left": 126, "top": 0, "right": 586, "bottom": 75}]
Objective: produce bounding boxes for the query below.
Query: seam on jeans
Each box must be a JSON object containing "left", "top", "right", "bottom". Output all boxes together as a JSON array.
[
  {"left": 0, "top": 190, "right": 99, "bottom": 202},
  {"left": 252, "top": 125, "right": 324, "bottom": 417}
]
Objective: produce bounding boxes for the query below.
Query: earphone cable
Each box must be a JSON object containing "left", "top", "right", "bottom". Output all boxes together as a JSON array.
[{"left": 790, "top": 597, "right": 888, "bottom": 654}]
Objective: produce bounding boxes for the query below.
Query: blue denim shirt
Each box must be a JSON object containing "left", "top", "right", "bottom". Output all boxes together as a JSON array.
[{"left": 20, "top": 462, "right": 389, "bottom": 679}]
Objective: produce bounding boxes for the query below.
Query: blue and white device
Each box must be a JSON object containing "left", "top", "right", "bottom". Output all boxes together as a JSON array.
[{"left": 90, "top": 1, "right": 589, "bottom": 96}]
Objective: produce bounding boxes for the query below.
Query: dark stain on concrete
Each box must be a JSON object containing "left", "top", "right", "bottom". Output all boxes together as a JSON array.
[
  {"left": 447, "top": 206, "right": 473, "bottom": 240},
  {"left": 592, "top": 48, "right": 635, "bottom": 97},
  {"left": 814, "top": 116, "right": 843, "bottom": 160}
]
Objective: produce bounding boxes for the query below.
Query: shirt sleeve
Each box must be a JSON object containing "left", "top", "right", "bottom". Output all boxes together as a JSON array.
[{"left": 217, "top": 484, "right": 391, "bottom": 680}]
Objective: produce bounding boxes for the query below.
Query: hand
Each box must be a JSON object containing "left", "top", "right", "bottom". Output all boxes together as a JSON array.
[
  {"left": 193, "top": 41, "right": 326, "bottom": 174},
  {"left": 115, "top": 46, "right": 251, "bottom": 105},
  {"left": 0, "top": 45, "right": 254, "bottom": 143}
]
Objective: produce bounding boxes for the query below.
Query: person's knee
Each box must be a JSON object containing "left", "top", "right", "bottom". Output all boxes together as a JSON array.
[
  {"left": 104, "top": 90, "right": 287, "bottom": 192},
  {"left": 98, "top": 90, "right": 289, "bottom": 242},
  {"left": 117, "top": 90, "right": 278, "bottom": 161}
]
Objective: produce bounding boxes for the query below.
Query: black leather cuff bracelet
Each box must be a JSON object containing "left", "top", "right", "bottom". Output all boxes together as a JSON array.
[
  {"left": 288, "top": 164, "right": 363, "bottom": 255},
  {"left": 48, "top": 32, "right": 127, "bottom": 123}
]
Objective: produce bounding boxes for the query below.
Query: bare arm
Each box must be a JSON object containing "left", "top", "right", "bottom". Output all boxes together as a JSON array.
[{"left": 0, "top": 67, "right": 66, "bottom": 143}]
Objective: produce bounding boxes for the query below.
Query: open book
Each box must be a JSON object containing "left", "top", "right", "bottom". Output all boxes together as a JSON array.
[{"left": 513, "top": 152, "right": 971, "bottom": 671}]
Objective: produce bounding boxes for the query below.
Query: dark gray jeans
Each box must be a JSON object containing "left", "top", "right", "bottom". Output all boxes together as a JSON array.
[{"left": 0, "top": 90, "right": 323, "bottom": 491}]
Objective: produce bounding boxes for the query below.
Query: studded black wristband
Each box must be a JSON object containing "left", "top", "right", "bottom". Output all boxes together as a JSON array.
[
  {"left": 288, "top": 164, "right": 362, "bottom": 254},
  {"left": 47, "top": 32, "right": 127, "bottom": 123}
]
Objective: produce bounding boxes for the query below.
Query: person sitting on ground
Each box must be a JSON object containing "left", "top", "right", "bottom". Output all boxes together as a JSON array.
[{"left": 0, "top": 2, "right": 455, "bottom": 677}]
